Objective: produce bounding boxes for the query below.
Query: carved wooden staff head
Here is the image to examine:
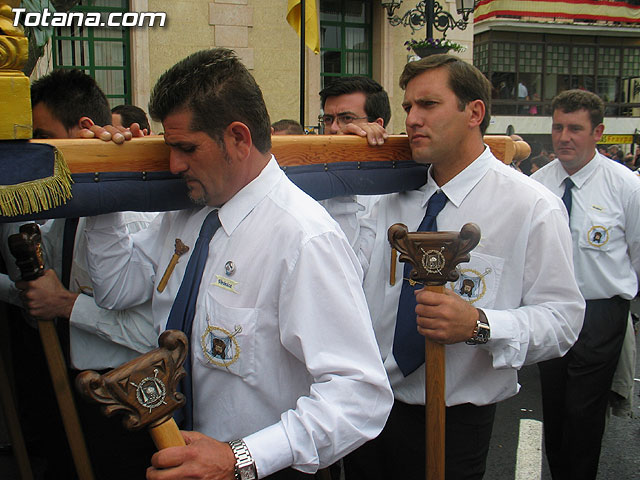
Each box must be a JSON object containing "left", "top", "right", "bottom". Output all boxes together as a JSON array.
[
  {"left": 7, "top": 223, "right": 45, "bottom": 280},
  {"left": 388, "top": 223, "right": 481, "bottom": 286},
  {"left": 76, "top": 330, "right": 187, "bottom": 431}
]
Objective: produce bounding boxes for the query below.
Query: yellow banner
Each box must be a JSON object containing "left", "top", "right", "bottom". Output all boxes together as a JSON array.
[
  {"left": 598, "top": 134, "right": 634, "bottom": 144},
  {"left": 287, "top": 0, "right": 320, "bottom": 54}
]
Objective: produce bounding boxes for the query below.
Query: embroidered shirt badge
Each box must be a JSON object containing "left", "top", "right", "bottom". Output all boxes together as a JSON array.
[
  {"left": 450, "top": 267, "right": 492, "bottom": 304},
  {"left": 587, "top": 225, "right": 609, "bottom": 247},
  {"left": 201, "top": 324, "right": 242, "bottom": 367}
]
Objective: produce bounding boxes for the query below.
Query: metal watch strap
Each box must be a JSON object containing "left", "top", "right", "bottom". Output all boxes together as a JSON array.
[
  {"left": 465, "top": 308, "right": 490, "bottom": 345},
  {"left": 228, "top": 439, "right": 257, "bottom": 480}
]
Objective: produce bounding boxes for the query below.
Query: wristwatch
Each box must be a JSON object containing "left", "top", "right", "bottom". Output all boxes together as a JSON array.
[
  {"left": 228, "top": 439, "right": 258, "bottom": 480},
  {"left": 465, "top": 308, "right": 490, "bottom": 345}
]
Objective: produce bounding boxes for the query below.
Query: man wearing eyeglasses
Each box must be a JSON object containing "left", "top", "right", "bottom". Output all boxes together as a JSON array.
[{"left": 319, "top": 76, "right": 391, "bottom": 146}]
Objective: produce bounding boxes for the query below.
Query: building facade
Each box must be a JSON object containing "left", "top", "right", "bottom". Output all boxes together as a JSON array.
[
  {"left": 36, "top": 0, "right": 474, "bottom": 134},
  {"left": 34, "top": 0, "right": 639, "bottom": 155},
  {"left": 474, "top": 0, "right": 640, "bottom": 154}
]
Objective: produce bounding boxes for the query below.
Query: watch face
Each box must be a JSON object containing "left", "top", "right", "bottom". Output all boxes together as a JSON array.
[
  {"left": 238, "top": 465, "right": 257, "bottom": 480},
  {"left": 466, "top": 322, "right": 490, "bottom": 345},
  {"left": 477, "top": 323, "right": 490, "bottom": 343}
]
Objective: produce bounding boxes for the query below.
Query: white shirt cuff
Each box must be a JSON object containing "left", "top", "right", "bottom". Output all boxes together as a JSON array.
[
  {"left": 243, "top": 422, "right": 294, "bottom": 478},
  {"left": 481, "top": 308, "right": 523, "bottom": 368}
]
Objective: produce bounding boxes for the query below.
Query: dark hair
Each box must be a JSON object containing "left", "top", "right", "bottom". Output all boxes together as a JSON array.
[
  {"left": 399, "top": 54, "right": 492, "bottom": 135},
  {"left": 551, "top": 89, "right": 604, "bottom": 130},
  {"left": 30, "top": 69, "right": 111, "bottom": 128},
  {"left": 111, "top": 104, "right": 151, "bottom": 133},
  {"left": 531, "top": 154, "right": 551, "bottom": 169},
  {"left": 149, "top": 48, "right": 271, "bottom": 153},
  {"left": 319, "top": 76, "right": 391, "bottom": 127},
  {"left": 272, "top": 119, "right": 304, "bottom": 134}
]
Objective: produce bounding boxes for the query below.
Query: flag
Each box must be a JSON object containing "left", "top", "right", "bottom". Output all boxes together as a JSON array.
[{"left": 287, "top": 0, "right": 320, "bottom": 54}]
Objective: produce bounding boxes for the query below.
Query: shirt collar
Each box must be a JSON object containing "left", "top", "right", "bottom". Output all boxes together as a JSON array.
[
  {"left": 423, "top": 146, "right": 493, "bottom": 208},
  {"left": 560, "top": 150, "right": 599, "bottom": 190},
  {"left": 217, "top": 155, "right": 282, "bottom": 236}
]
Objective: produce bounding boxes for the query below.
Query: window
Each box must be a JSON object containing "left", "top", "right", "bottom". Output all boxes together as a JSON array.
[
  {"left": 52, "top": 0, "right": 131, "bottom": 107},
  {"left": 320, "top": 0, "right": 372, "bottom": 88},
  {"left": 474, "top": 33, "right": 640, "bottom": 117}
]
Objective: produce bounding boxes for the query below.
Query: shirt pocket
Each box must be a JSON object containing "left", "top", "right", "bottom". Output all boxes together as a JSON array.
[
  {"left": 193, "top": 300, "right": 257, "bottom": 380},
  {"left": 578, "top": 211, "right": 615, "bottom": 253},
  {"left": 446, "top": 251, "right": 504, "bottom": 309}
]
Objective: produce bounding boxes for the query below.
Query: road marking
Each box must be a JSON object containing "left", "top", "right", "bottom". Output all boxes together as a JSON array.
[{"left": 515, "top": 418, "right": 543, "bottom": 480}]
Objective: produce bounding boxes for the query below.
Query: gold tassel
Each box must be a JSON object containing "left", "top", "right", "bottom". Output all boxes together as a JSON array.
[{"left": 0, "top": 147, "right": 73, "bottom": 217}]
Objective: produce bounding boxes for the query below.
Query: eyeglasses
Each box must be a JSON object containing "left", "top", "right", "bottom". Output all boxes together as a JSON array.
[{"left": 318, "top": 113, "right": 369, "bottom": 127}]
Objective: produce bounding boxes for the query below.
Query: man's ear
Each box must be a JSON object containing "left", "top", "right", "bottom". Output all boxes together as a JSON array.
[
  {"left": 373, "top": 117, "right": 385, "bottom": 127},
  {"left": 593, "top": 123, "right": 605, "bottom": 142},
  {"left": 225, "top": 121, "right": 252, "bottom": 161},
  {"left": 467, "top": 100, "right": 486, "bottom": 130},
  {"left": 67, "top": 116, "right": 96, "bottom": 138},
  {"left": 78, "top": 116, "right": 95, "bottom": 130}
]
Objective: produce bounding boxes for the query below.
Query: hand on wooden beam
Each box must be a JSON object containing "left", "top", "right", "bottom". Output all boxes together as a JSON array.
[
  {"left": 79, "top": 122, "right": 148, "bottom": 144},
  {"left": 340, "top": 121, "right": 389, "bottom": 146}
]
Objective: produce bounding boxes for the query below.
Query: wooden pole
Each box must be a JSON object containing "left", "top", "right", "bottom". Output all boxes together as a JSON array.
[
  {"left": 7, "top": 225, "right": 95, "bottom": 480},
  {"left": 388, "top": 224, "right": 481, "bottom": 480},
  {"left": 424, "top": 285, "right": 445, "bottom": 480},
  {"left": 37, "top": 320, "right": 95, "bottom": 480},
  {"left": 0, "top": 306, "right": 33, "bottom": 480},
  {"left": 149, "top": 418, "right": 185, "bottom": 450}
]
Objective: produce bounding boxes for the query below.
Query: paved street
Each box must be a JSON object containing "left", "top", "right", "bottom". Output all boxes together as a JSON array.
[
  {"left": 486, "top": 300, "right": 640, "bottom": 479},
  {"left": 485, "top": 349, "right": 640, "bottom": 479}
]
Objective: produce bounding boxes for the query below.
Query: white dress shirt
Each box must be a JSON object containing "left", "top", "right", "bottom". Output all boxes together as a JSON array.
[
  {"left": 84, "top": 156, "right": 393, "bottom": 477},
  {"left": 353, "top": 147, "right": 585, "bottom": 407},
  {"left": 0, "top": 214, "right": 158, "bottom": 370},
  {"left": 532, "top": 152, "right": 640, "bottom": 300}
]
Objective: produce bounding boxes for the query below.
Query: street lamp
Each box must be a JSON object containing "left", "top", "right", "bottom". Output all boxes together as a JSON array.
[{"left": 381, "top": 0, "right": 477, "bottom": 39}]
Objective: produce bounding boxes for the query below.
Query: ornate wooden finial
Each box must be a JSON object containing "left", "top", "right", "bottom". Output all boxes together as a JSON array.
[
  {"left": 388, "top": 222, "right": 481, "bottom": 286},
  {"left": 8, "top": 223, "right": 45, "bottom": 280},
  {"left": 76, "top": 330, "right": 188, "bottom": 432}
]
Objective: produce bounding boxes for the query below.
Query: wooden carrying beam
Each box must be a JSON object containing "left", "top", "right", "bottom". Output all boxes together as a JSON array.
[{"left": 30, "top": 134, "right": 531, "bottom": 172}]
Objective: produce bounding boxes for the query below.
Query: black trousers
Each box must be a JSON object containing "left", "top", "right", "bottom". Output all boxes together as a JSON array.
[
  {"left": 344, "top": 400, "right": 496, "bottom": 480},
  {"left": 538, "top": 296, "right": 629, "bottom": 480}
]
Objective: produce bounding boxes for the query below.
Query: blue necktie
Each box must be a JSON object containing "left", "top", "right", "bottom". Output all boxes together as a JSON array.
[
  {"left": 562, "top": 177, "right": 574, "bottom": 217},
  {"left": 165, "top": 210, "right": 221, "bottom": 430},
  {"left": 393, "top": 190, "right": 448, "bottom": 376}
]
